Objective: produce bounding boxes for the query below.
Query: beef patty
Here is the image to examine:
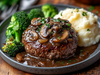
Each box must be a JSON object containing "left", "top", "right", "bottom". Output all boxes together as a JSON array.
[{"left": 22, "top": 17, "right": 78, "bottom": 59}]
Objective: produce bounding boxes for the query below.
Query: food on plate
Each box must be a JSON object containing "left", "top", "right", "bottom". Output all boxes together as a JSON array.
[
  {"left": 15, "top": 44, "right": 98, "bottom": 67},
  {"left": 54, "top": 8, "right": 100, "bottom": 47},
  {"left": 6, "top": 11, "right": 30, "bottom": 42},
  {"left": 28, "top": 8, "right": 44, "bottom": 20},
  {"left": 2, "top": 11, "right": 30, "bottom": 56},
  {"left": 42, "top": 3, "right": 58, "bottom": 18},
  {"left": 22, "top": 17, "right": 78, "bottom": 59},
  {"left": 1, "top": 3, "right": 100, "bottom": 67},
  {"left": 2, "top": 3, "right": 58, "bottom": 57},
  {"left": 2, "top": 36, "right": 24, "bottom": 56}
]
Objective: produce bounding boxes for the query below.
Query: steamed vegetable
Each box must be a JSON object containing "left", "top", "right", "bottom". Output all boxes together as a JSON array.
[
  {"left": 2, "top": 11, "right": 30, "bottom": 56},
  {"left": 2, "top": 35, "right": 24, "bottom": 56},
  {"left": 28, "top": 8, "right": 44, "bottom": 20},
  {"left": 6, "top": 11, "right": 30, "bottom": 42},
  {"left": 42, "top": 3, "right": 58, "bottom": 18}
]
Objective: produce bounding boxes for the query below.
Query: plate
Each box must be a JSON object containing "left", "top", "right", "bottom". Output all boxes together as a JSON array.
[{"left": 0, "top": 4, "right": 100, "bottom": 74}]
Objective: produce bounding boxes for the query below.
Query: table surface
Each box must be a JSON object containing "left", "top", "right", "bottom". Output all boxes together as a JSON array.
[{"left": 1, "top": 0, "right": 100, "bottom": 75}]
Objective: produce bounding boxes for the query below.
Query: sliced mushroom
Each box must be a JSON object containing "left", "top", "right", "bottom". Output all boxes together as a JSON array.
[
  {"left": 29, "top": 31, "right": 39, "bottom": 41},
  {"left": 40, "top": 24, "right": 52, "bottom": 38},
  {"left": 52, "top": 26, "right": 59, "bottom": 30},
  {"left": 52, "top": 30, "right": 69, "bottom": 43},
  {"left": 31, "top": 18, "right": 42, "bottom": 26},
  {"left": 16, "top": 52, "right": 26, "bottom": 62},
  {"left": 38, "top": 39, "right": 48, "bottom": 43},
  {"left": 52, "top": 26, "right": 59, "bottom": 37}
]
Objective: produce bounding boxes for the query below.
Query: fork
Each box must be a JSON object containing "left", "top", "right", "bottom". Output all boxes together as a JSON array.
[{"left": 0, "top": 4, "right": 18, "bottom": 20}]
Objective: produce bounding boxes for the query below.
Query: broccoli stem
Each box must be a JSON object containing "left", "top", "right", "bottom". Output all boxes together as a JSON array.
[
  {"left": 44, "top": 11, "right": 51, "bottom": 18},
  {"left": 15, "top": 30, "right": 22, "bottom": 42}
]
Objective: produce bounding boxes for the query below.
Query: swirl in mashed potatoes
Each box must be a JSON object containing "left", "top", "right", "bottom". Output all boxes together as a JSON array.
[{"left": 54, "top": 8, "right": 100, "bottom": 47}]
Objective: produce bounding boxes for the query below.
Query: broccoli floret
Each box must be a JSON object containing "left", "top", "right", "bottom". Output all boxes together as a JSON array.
[
  {"left": 42, "top": 3, "right": 58, "bottom": 18},
  {"left": 6, "top": 11, "right": 30, "bottom": 42},
  {"left": 2, "top": 11, "right": 30, "bottom": 56},
  {"left": 3, "top": 40, "right": 24, "bottom": 56},
  {"left": 28, "top": 8, "right": 44, "bottom": 20}
]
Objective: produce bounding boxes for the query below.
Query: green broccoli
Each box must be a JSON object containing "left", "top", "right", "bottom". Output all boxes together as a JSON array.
[
  {"left": 2, "top": 37, "right": 24, "bottom": 56},
  {"left": 28, "top": 8, "right": 44, "bottom": 20},
  {"left": 6, "top": 11, "right": 30, "bottom": 42},
  {"left": 2, "top": 11, "right": 30, "bottom": 56},
  {"left": 42, "top": 3, "right": 58, "bottom": 18},
  {"left": 7, "top": 40, "right": 24, "bottom": 56}
]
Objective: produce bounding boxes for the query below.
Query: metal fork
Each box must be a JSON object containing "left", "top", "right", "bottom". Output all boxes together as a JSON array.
[{"left": 0, "top": 4, "right": 18, "bottom": 20}]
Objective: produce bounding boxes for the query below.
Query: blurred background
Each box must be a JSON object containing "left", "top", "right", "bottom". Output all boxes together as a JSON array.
[{"left": 0, "top": 0, "right": 100, "bottom": 22}]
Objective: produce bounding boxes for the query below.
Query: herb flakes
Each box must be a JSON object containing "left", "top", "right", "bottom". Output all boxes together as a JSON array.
[
  {"left": 87, "top": 29, "right": 90, "bottom": 31},
  {"left": 87, "top": 6, "right": 94, "bottom": 11},
  {"left": 95, "top": 11, "right": 99, "bottom": 14},
  {"left": 66, "top": 23, "right": 70, "bottom": 26},
  {"left": 46, "top": 23, "right": 50, "bottom": 28},
  {"left": 59, "top": 36, "right": 61, "bottom": 40},
  {"left": 82, "top": 12, "right": 87, "bottom": 16},
  {"left": 68, "top": 60, "right": 72, "bottom": 63},
  {"left": 51, "top": 31, "right": 53, "bottom": 34},
  {"left": 61, "top": 12, "right": 62, "bottom": 16},
  {"left": 76, "top": 8, "right": 79, "bottom": 12}
]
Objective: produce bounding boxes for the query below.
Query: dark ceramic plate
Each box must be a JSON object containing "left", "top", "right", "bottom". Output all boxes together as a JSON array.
[{"left": 0, "top": 4, "right": 100, "bottom": 74}]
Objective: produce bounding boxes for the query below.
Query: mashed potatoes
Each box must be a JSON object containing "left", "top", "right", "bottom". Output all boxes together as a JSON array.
[{"left": 54, "top": 8, "right": 100, "bottom": 47}]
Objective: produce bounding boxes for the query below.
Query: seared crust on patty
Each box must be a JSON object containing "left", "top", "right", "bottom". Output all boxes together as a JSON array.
[{"left": 22, "top": 17, "right": 78, "bottom": 59}]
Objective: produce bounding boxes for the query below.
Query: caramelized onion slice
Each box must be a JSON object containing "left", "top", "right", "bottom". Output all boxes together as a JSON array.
[{"left": 53, "top": 30, "right": 69, "bottom": 42}]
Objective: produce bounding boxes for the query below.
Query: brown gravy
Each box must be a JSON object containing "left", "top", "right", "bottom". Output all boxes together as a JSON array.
[{"left": 14, "top": 44, "right": 98, "bottom": 67}]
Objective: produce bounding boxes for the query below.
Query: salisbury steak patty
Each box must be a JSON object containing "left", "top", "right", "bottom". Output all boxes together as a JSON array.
[{"left": 22, "top": 17, "right": 78, "bottom": 59}]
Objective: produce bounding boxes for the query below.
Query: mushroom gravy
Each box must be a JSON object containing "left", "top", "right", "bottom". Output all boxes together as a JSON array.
[
  {"left": 22, "top": 17, "right": 78, "bottom": 59},
  {"left": 15, "top": 44, "right": 98, "bottom": 67}
]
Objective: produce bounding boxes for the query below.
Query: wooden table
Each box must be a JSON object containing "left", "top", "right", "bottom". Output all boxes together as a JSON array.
[{"left": 1, "top": 0, "right": 100, "bottom": 75}]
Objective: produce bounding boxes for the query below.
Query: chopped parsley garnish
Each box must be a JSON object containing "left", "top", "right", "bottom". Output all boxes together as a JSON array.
[
  {"left": 67, "top": 28, "right": 69, "bottom": 30},
  {"left": 62, "top": 32, "right": 63, "bottom": 33},
  {"left": 41, "top": 21, "right": 45, "bottom": 24},
  {"left": 71, "top": 11, "right": 73, "bottom": 13},
  {"left": 95, "top": 11, "right": 99, "bottom": 14},
  {"left": 61, "top": 12, "right": 62, "bottom": 16},
  {"left": 68, "top": 60, "right": 72, "bottom": 63},
  {"left": 59, "top": 36, "right": 61, "bottom": 40},
  {"left": 57, "top": 18, "right": 61, "bottom": 22},
  {"left": 82, "top": 12, "right": 87, "bottom": 16},
  {"left": 73, "top": 60, "right": 76, "bottom": 62},
  {"left": 61, "top": 24, "right": 63, "bottom": 26},
  {"left": 80, "top": 50, "right": 83, "bottom": 52},
  {"left": 87, "top": 29, "right": 90, "bottom": 31},
  {"left": 42, "top": 17, "right": 45, "bottom": 20},
  {"left": 63, "top": 20, "right": 65, "bottom": 22},
  {"left": 37, "top": 27, "right": 41, "bottom": 32},
  {"left": 66, "top": 23, "right": 70, "bottom": 26},
  {"left": 40, "top": 25, "right": 43, "bottom": 27},
  {"left": 87, "top": 6, "right": 94, "bottom": 11},
  {"left": 70, "top": 34, "right": 72, "bottom": 37},
  {"left": 60, "top": 62, "right": 64, "bottom": 64},
  {"left": 76, "top": 8, "right": 79, "bottom": 12},
  {"left": 46, "top": 23, "right": 50, "bottom": 28},
  {"left": 51, "top": 31, "right": 53, "bottom": 34},
  {"left": 54, "top": 19, "right": 60, "bottom": 22},
  {"left": 56, "top": 61, "right": 60, "bottom": 63}
]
